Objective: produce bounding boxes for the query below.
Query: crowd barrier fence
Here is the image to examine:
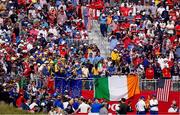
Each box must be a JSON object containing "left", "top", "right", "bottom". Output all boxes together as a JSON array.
[
  {"left": 66, "top": 39, "right": 89, "bottom": 47},
  {"left": 53, "top": 77, "right": 180, "bottom": 92}
]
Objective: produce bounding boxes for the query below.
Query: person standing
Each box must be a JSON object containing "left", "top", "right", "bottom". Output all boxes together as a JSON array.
[
  {"left": 168, "top": 100, "right": 179, "bottom": 113},
  {"left": 145, "top": 64, "right": 154, "bottom": 79},
  {"left": 117, "top": 98, "right": 128, "bottom": 114},
  {"left": 65, "top": 98, "right": 75, "bottom": 114},
  {"left": 99, "top": 13, "right": 107, "bottom": 37},
  {"left": 149, "top": 94, "right": 158, "bottom": 115},
  {"left": 91, "top": 99, "right": 102, "bottom": 113},
  {"left": 136, "top": 96, "right": 146, "bottom": 115},
  {"left": 75, "top": 98, "right": 91, "bottom": 113},
  {"left": 99, "top": 102, "right": 108, "bottom": 115}
]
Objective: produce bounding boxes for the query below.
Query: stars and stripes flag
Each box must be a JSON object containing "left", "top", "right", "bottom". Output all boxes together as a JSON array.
[{"left": 157, "top": 79, "right": 171, "bottom": 102}]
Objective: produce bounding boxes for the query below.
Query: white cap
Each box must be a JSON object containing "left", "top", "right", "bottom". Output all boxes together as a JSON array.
[
  {"left": 30, "top": 56, "right": 34, "bottom": 59},
  {"left": 61, "top": 41, "right": 66, "bottom": 45},
  {"left": 37, "top": 6, "right": 42, "bottom": 10},
  {"left": 22, "top": 50, "right": 27, "bottom": 53},
  {"left": 44, "top": 61, "right": 49, "bottom": 64},
  {"left": 11, "top": 57, "right": 16, "bottom": 60},
  {"left": 114, "top": 19, "right": 118, "bottom": 22},
  {"left": 114, "top": 49, "right": 118, "bottom": 51}
]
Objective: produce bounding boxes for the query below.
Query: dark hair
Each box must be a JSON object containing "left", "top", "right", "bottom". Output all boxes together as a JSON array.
[
  {"left": 121, "top": 98, "right": 126, "bottom": 102},
  {"left": 95, "top": 64, "right": 98, "bottom": 69}
]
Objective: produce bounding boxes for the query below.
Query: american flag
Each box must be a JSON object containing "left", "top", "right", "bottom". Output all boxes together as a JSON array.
[{"left": 157, "top": 79, "right": 171, "bottom": 102}]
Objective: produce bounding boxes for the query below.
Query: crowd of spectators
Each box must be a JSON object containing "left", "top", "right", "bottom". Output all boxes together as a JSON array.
[
  {"left": 99, "top": 0, "right": 180, "bottom": 80},
  {"left": 0, "top": 0, "right": 179, "bottom": 114}
]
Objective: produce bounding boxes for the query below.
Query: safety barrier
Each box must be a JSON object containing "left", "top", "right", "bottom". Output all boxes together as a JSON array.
[
  {"left": 140, "top": 79, "right": 180, "bottom": 91},
  {"left": 54, "top": 77, "right": 180, "bottom": 92},
  {"left": 66, "top": 39, "right": 89, "bottom": 47}
]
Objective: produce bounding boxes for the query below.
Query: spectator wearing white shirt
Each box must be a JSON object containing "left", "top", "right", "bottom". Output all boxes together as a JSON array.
[
  {"left": 168, "top": 100, "right": 179, "bottom": 113},
  {"left": 159, "top": 19, "right": 166, "bottom": 31},
  {"left": 58, "top": 1, "right": 66, "bottom": 11},
  {"left": 29, "top": 99, "right": 38, "bottom": 110},
  {"left": 48, "top": 25, "right": 58, "bottom": 37},
  {"left": 147, "top": 28, "right": 155, "bottom": 38},
  {"left": 166, "top": 21, "right": 174, "bottom": 35},
  {"left": 63, "top": 96, "right": 70, "bottom": 109},
  {"left": 157, "top": 56, "right": 169, "bottom": 70},
  {"left": 37, "top": 27, "right": 48, "bottom": 39},
  {"left": 28, "top": 7, "right": 37, "bottom": 19},
  {"left": 39, "top": 0, "right": 47, "bottom": 7},
  {"left": 150, "top": 94, "right": 158, "bottom": 115},
  {"left": 75, "top": 98, "right": 91, "bottom": 113},
  {"left": 157, "top": 5, "right": 165, "bottom": 16},
  {"left": 136, "top": 96, "right": 146, "bottom": 114},
  {"left": 82, "top": 65, "right": 89, "bottom": 78},
  {"left": 150, "top": 2, "right": 157, "bottom": 16},
  {"left": 136, "top": 1, "right": 144, "bottom": 13}
]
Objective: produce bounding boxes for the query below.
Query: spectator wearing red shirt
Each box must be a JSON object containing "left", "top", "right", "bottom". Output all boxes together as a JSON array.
[
  {"left": 77, "top": 19, "right": 85, "bottom": 31},
  {"left": 123, "top": 35, "right": 132, "bottom": 48},
  {"left": 162, "top": 66, "right": 171, "bottom": 79},
  {"left": 175, "top": 23, "right": 180, "bottom": 36},
  {"left": 145, "top": 65, "right": 154, "bottom": 79},
  {"left": 133, "top": 55, "right": 142, "bottom": 68},
  {"left": 133, "top": 35, "right": 140, "bottom": 46},
  {"left": 120, "top": 4, "right": 131, "bottom": 17},
  {"left": 48, "top": 8, "right": 57, "bottom": 25},
  {"left": 23, "top": 61, "right": 31, "bottom": 77},
  {"left": 16, "top": 95, "right": 25, "bottom": 108},
  {"left": 121, "top": 19, "right": 130, "bottom": 30},
  {"left": 60, "top": 47, "right": 68, "bottom": 58},
  {"left": 47, "top": 76, "right": 55, "bottom": 94},
  {"left": 134, "top": 12, "right": 142, "bottom": 25},
  {"left": 94, "top": 0, "right": 104, "bottom": 10},
  {"left": 18, "top": 0, "right": 26, "bottom": 6}
]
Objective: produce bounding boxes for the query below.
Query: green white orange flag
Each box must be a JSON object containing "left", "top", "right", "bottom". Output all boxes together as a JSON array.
[{"left": 94, "top": 75, "right": 140, "bottom": 101}]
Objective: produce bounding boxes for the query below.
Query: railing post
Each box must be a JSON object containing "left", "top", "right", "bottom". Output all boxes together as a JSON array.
[
  {"left": 155, "top": 79, "right": 157, "bottom": 91},
  {"left": 140, "top": 77, "right": 142, "bottom": 91}
]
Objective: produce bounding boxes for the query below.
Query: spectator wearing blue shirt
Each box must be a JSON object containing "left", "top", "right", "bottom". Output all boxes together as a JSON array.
[
  {"left": 80, "top": 55, "right": 87, "bottom": 63},
  {"left": 109, "top": 35, "right": 118, "bottom": 51},
  {"left": 107, "top": 63, "right": 116, "bottom": 76},
  {"left": 88, "top": 53, "right": 94, "bottom": 64},
  {"left": 94, "top": 52, "right": 103, "bottom": 65},
  {"left": 99, "top": 14, "right": 107, "bottom": 37},
  {"left": 54, "top": 95, "right": 64, "bottom": 109},
  {"left": 175, "top": 46, "right": 180, "bottom": 58},
  {"left": 142, "top": 57, "right": 149, "bottom": 69},
  {"left": 73, "top": 98, "right": 79, "bottom": 110},
  {"left": 91, "top": 99, "right": 102, "bottom": 113}
]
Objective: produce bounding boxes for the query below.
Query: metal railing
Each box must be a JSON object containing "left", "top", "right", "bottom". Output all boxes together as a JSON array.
[
  {"left": 53, "top": 77, "right": 180, "bottom": 92},
  {"left": 140, "top": 79, "right": 180, "bottom": 91},
  {"left": 66, "top": 39, "right": 89, "bottom": 47}
]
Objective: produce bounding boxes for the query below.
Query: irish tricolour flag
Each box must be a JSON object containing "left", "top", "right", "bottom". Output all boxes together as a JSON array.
[{"left": 94, "top": 75, "right": 140, "bottom": 101}]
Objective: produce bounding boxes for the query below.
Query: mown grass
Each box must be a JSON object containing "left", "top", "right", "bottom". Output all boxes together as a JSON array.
[{"left": 0, "top": 102, "right": 43, "bottom": 114}]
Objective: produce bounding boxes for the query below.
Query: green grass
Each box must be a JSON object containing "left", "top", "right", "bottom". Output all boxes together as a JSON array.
[{"left": 0, "top": 102, "right": 42, "bottom": 114}]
